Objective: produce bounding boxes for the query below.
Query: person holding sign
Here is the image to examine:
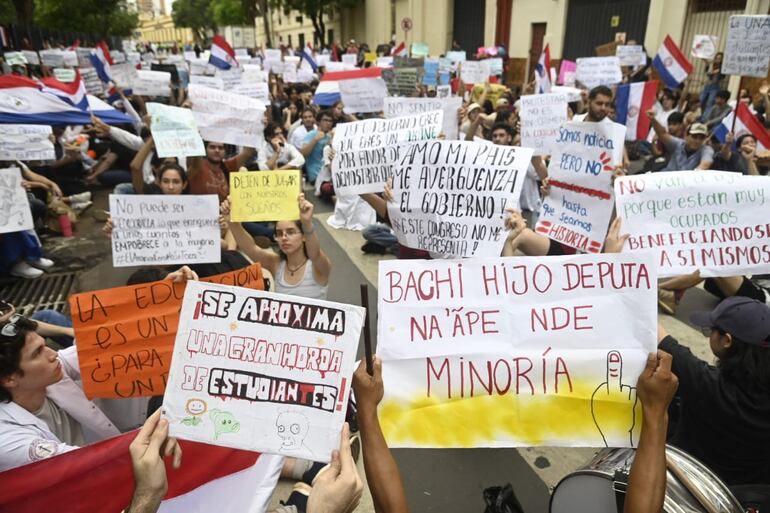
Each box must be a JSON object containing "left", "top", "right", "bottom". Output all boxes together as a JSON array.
[
  {"left": 257, "top": 123, "right": 306, "bottom": 170},
  {"left": 647, "top": 111, "right": 714, "bottom": 171},
  {"left": 223, "top": 193, "right": 331, "bottom": 300},
  {"left": 188, "top": 141, "right": 257, "bottom": 202}
]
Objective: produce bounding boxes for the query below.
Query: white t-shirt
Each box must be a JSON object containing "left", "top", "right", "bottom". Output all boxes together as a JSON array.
[{"left": 35, "top": 398, "right": 85, "bottom": 447}]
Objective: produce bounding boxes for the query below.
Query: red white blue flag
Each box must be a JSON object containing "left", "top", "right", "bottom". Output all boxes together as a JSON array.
[
  {"left": 615, "top": 80, "right": 658, "bottom": 140},
  {"left": 653, "top": 36, "right": 693, "bottom": 88},
  {"left": 535, "top": 45, "right": 552, "bottom": 94},
  {"left": 209, "top": 35, "right": 238, "bottom": 70}
]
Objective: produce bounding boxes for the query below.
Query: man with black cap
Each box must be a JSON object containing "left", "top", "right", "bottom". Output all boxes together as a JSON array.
[{"left": 657, "top": 296, "right": 770, "bottom": 485}]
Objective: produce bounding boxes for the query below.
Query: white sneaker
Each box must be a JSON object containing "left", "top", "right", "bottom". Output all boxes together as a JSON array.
[
  {"left": 28, "top": 257, "right": 54, "bottom": 269},
  {"left": 71, "top": 200, "right": 93, "bottom": 214},
  {"left": 10, "top": 261, "right": 44, "bottom": 279},
  {"left": 68, "top": 191, "right": 92, "bottom": 203}
]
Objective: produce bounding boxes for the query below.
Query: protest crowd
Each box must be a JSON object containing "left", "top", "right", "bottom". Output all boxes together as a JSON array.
[{"left": 0, "top": 14, "right": 769, "bottom": 513}]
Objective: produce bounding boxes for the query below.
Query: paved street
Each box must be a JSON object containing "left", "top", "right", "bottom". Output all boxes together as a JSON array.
[{"left": 2, "top": 184, "right": 719, "bottom": 513}]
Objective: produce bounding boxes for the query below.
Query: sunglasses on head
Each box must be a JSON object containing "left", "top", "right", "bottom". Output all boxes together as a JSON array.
[{"left": 1, "top": 314, "right": 34, "bottom": 338}]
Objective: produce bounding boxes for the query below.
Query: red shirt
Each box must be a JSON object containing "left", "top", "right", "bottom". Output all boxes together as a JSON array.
[{"left": 189, "top": 157, "right": 239, "bottom": 202}]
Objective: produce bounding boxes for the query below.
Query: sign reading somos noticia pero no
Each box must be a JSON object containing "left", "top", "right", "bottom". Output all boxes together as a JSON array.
[
  {"left": 535, "top": 120, "right": 626, "bottom": 254},
  {"left": 387, "top": 140, "right": 532, "bottom": 258},
  {"left": 614, "top": 171, "right": 770, "bottom": 278},
  {"left": 229, "top": 169, "right": 301, "bottom": 222},
  {"left": 376, "top": 252, "right": 657, "bottom": 448},
  {"left": 330, "top": 110, "right": 443, "bottom": 196},
  {"left": 68, "top": 263, "right": 265, "bottom": 400},
  {"left": 109, "top": 195, "right": 221, "bottom": 268},
  {"left": 162, "top": 281, "right": 365, "bottom": 461}
]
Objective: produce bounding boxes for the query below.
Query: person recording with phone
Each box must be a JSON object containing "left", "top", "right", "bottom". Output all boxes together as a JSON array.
[{"left": 258, "top": 123, "right": 306, "bottom": 171}]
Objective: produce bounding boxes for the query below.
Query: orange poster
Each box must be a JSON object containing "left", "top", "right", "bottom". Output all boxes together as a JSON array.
[{"left": 69, "top": 264, "right": 264, "bottom": 399}]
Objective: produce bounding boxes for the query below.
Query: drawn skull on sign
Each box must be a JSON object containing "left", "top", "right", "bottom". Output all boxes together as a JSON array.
[{"left": 276, "top": 410, "right": 309, "bottom": 451}]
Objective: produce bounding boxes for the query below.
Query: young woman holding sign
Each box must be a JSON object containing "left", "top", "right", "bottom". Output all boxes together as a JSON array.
[{"left": 221, "top": 193, "right": 331, "bottom": 300}]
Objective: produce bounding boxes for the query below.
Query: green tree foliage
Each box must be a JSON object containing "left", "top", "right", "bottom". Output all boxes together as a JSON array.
[
  {"left": 275, "top": 0, "right": 362, "bottom": 46},
  {"left": 34, "top": 0, "right": 138, "bottom": 37},
  {"left": 172, "top": 0, "right": 217, "bottom": 43}
]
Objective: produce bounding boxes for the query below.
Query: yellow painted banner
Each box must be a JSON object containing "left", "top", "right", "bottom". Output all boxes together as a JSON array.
[
  {"left": 229, "top": 169, "right": 301, "bottom": 222},
  {"left": 377, "top": 253, "right": 657, "bottom": 448}
]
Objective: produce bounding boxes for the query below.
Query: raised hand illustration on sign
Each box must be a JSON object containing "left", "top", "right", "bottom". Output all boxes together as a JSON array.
[{"left": 590, "top": 351, "right": 641, "bottom": 447}]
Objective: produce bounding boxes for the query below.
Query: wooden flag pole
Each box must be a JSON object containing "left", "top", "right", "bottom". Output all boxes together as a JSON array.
[{"left": 360, "top": 283, "right": 374, "bottom": 375}]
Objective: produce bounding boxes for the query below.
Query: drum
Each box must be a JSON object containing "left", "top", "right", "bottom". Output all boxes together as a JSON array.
[{"left": 549, "top": 446, "right": 744, "bottom": 513}]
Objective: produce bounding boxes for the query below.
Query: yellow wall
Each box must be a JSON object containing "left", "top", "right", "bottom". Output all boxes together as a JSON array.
[
  {"left": 508, "top": 0, "right": 569, "bottom": 59},
  {"left": 138, "top": 13, "right": 193, "bottom": 43},
  {"left": 254, "top": 9, "right": 341, "bottom": 47},
  {"left": 643, "top": 0, "right": 688, "bottom": 55}
]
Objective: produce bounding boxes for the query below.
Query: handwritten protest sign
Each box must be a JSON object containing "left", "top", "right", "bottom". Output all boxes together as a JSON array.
[
  {"left": 265, "top": 49, "right": 282, "bottom": 61},
  {"left": 0, "top": 167, "right": 34, "bottom": 234},
  {"left": 232, "top": 81, "right": 270, "bottom": 102},
  {"left": 558, "top": 60, "right": 577, "bottom": 86},
  {"left": 519, "top": 93, "right": 568, "bottom": 156},
  {"left": 446, "top": 51, "right": 466, "bottom": 63},
  {"left": 190, "top": 75, "right": 225, "bottom": 89},
  {"left": 615, "top": 45, "right": 646, "bottom": 66},
  {"left": 387, "top": 140, "right": 531, "bottom": 257},
  {"left": 53, "top": 68, "right": 76, "bottom": 83},
  {"left": 69, "top": 264, "right": 265, "bottom": 399},
  {"left": 330, "top": 110, "right": 443, "bottom": 195},
  {"left": 381, "top": 68, "right": 419, "bottom": 96},
  {"left": 0, "top": 125, "right": 55, "bottom": 161},
  {"left": 21, "top": 50, "right": 39, "bottom": 65},
  {"left": 4, "top": 52, "right": 27, "bottom": 66},
  {"left": 376, "top": 56, "right": 393, "bottom": 68},
  {"left": 109, "top": 194, "right": 220, "bottom": 267},
  {"left": 691, "top": 35, "right": 718, "bottom": 60},
  {"left": 411, "top": 42, "right": 429, "bottom": 57},
  {"left": 615, "top": 171, "right": 770, "bottom": 277},
  {"left": 460, "top": 61, "right": 491, "bottom": 84},
  {"left": 146, "top": 103, "right": 205, "bottom": 158},
  {"left": 215, "top": 68, "right": 244, "bottom": 90},
  {"left": 377, "top": 252, "right": 657, "bottom": 448},
  {"left": 576, "top": 57, "right": 623, "bottom": 88},
  {"left": 188, "top": 84, "right": 266, "bottom": 148},
  {"left": 337, "top": 75, "right": 389, "bottom": 113},
  {"left": 384, "top": 97, "right": 462, "bottom": 139},
  {"left": 535, "top": 121, "right": 626, "bottom": 253},
  {"left": 133, "top": 70, "right": 171, "bottom": 97},
  {"left": 39, "top": 49, "right": 64, "bottom": 67},
  {"left": 81, "top": 68, "right": 104, "bottom": 95},
  {"left": 229, "top": 170, "right": 301, "bottom": 222},
  {"left": 488, "top": 57, "right": 503, "bottom": 76},
  {"left": 163, "top": 281, "right": 364, "bottom": 460},
  {"left": 422, "top": 59, "right": 439, "bottom": 86},
  {"left": 110, "top": 63, "right": 139, "bottom": 89},
  {"left": 341, "top": 54, "right": 358, "bottom": 66},
  {"left": 722, "top": 15, "right": 770, "bottom": 77}
]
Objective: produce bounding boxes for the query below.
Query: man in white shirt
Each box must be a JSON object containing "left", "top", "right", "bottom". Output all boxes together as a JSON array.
[
  {"left": 289, "top": 107, "right": 317, "bottom": 151},
  {"left": 258, "top": 123, "right": 306, "bottom": 171},
  {"left": 0, "top": 314, "right": 124, "bottom": 470}
]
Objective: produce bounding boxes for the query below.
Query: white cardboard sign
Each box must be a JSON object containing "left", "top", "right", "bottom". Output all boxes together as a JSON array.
[
  {"left": 0, "top": 125, "right": 55, "bottom": 161},
  {"left": 163, "top": 280, "right": 365, "bottom": 461},
  {"left": 576, "top": 57, "right": 623, "bottom": 88},
  {"left": 519, "top": 93, "right": 569, "bottom": 156},
  {"left": 188, "top": 84, "right": 266, "bottom": 148},
  {"left": 383, "top": 97, "right": 463, "bottom": 140},
  {"left": 722, "top": 15, "right": 770, "bottom": 77},
  {"left": 388, "top": 140, "right": 533, "bottom": 258},
  {"left": 615, "top": 171, "right": 770, "bottom": 277},
  {"left": 0, "top": 167, "right": 34, "bottom": 234},
  {"left": 146, "top": 103, "right": 205, "bottom": 158},
  {"left": 109, "top": 195, "right": 221, "bottom": 267},
  {"left": 330, "top": 110, "right": 443, "bottom": 195}
]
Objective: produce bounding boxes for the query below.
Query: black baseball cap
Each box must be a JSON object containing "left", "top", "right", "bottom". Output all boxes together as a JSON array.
[{"left": 690, "top": 296, "right": 770, "bottom": 348}]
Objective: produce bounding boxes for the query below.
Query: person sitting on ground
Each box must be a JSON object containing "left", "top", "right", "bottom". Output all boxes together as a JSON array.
[
  {"left": 702, "top": 89, "right": 732, "bottom": 131},
  {"left": 301, "top": 110, "right": 335, "bottom": 185},
  {"left": 258, "top": 122, "right": 306, "bottom": 171},
  {"left": 711, "top": 132, "right": 760, "bottom": 175},
  {"left": 0, "top": 300, "right": 74, "bottom": 348},
  {"left": 222, "top": 194, "right": 331, "bottom": 300},
  {"left": 289, "top": 107, "right": 317, "bottom": 151},
  {"left": 188, "top": 141, "right": 257, "bottom": 202},
  {"left": 656, "top": 298, "right": 770, "bottom": 485},
  {"left": 657, "top": 270, "right": 769, "bottom": 315},
  {"left": 647, "top": 110, "right": 713, "bottom": 171},
  {"left": 0, "top": 267, "right": 198, "bottom": 472}
]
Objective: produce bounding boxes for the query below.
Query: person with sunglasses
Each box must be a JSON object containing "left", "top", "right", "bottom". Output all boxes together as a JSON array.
[
  {"left": 0, "top": 301, "right": 75, "bottom": 348},
  {"left": 656, "top": 297, "right": 770, "bottom": 485}
]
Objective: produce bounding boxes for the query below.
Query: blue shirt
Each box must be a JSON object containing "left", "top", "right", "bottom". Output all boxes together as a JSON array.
[{"left": 302, "top": 129, "right": 330, "bottom": 183}]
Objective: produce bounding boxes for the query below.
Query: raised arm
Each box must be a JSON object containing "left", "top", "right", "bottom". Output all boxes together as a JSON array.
[
  {"left": 301, "top": 130, "right": 326, "bottom": 158},
  {"left": 220, "top": 198, "right": 281, "bottom": 275},
  {"left": 645, "top": 110, "right": 672, "bottom": 148},
  {"left": 130, "top": 136, "right": 155, "bottom": 194},
  {"left": 233, "top": 146, "right": 258, "bottom": 170},
  {"left": 352, "top": 358, "right": 411, "bottom": 513},
  {"left": 299, "top": 194, "right": 331, "bottom": 284},
  {"left": 624, "top": 351, "right": 678, "bottom": 513}
]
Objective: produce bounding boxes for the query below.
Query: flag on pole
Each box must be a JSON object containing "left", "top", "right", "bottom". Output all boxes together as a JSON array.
[
  {"left": 652, "top": 36, "right": 693, "bottom": 88},
  {"left": 714, "top": 102, "right": 770, "bottom": 152},
  {"left": 89, "top": 48, "right": 113, "bottom": 84},
  {"left": 615, "top": 80, "right": 659, "bottom": 140},
  {"left": 0, "top": 430, "right": 283, "bottom": 513},
  {"left": 209, "top": 35, "right": 238, "bottom": 70},
  {"left": 391, "top": 42, "right": 407, "bottom": 57},
  {"left": 301, "top": 48, "right": 318, "bottom": 72},
  {"left": 535, "top": 45, "right": 552, "bottom": 93}
]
